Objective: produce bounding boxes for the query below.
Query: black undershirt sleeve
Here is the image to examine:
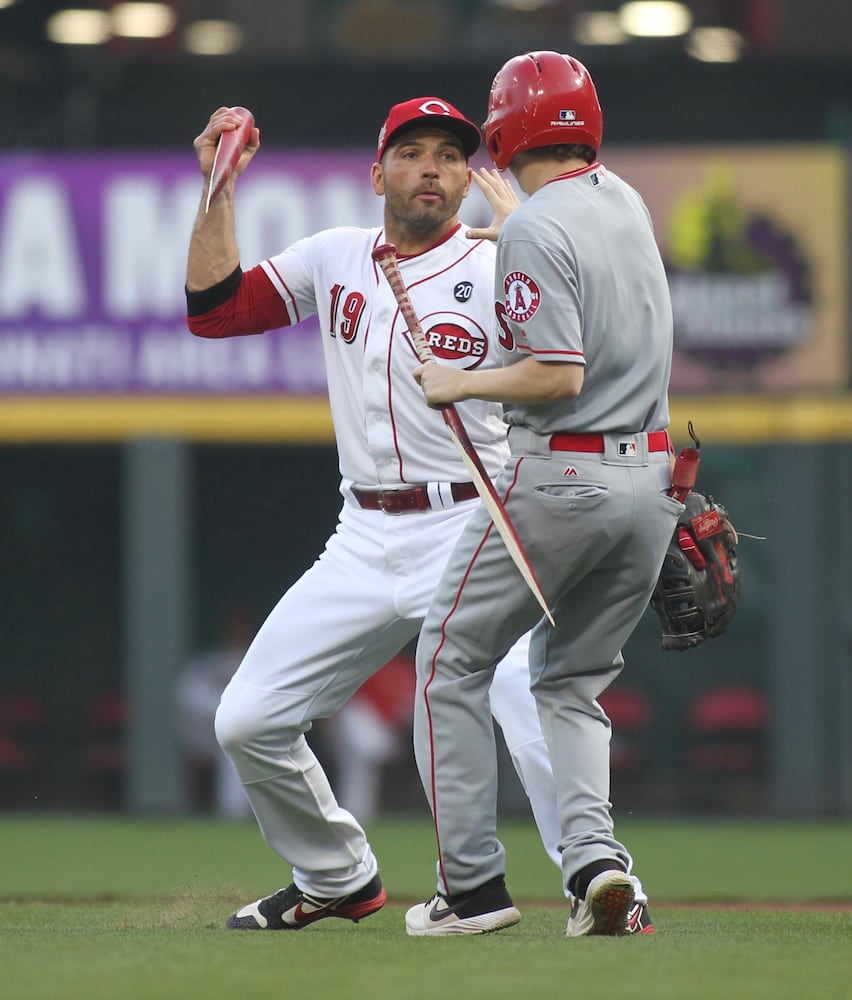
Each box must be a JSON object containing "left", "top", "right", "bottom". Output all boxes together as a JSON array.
[{"left": 185, "top": 265, "right": 243, "bottom": 317}]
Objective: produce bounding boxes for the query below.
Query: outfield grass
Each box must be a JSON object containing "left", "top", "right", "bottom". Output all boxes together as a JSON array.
[{"left": 1, "top": 814, "right": 850, "bottom": 1000}]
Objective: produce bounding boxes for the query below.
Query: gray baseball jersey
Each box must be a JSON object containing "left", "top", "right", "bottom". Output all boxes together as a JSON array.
[{"left": 497, "top": 163, "right": 672, "bottom": 433}]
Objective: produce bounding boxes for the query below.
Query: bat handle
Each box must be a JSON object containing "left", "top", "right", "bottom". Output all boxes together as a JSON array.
[{"left": 417, "top": 339, "right": 436, "bottom": 365}]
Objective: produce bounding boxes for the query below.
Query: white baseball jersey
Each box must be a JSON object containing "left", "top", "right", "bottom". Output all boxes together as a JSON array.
[
  {"left": 259, "top": 224, "right": 509, "bottom": 488},
  {"left": 209, "top": 222, "right": 572, "bottom": 901}
]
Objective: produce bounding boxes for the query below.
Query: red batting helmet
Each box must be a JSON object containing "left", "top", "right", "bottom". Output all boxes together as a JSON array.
[{"left": 483, "top": 51, "right": 603, "bottom": 170}]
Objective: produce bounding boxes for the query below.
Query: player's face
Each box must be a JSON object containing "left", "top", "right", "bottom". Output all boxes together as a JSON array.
[{"left": 373, "top": 129, "right": 471, "bottom": 241}]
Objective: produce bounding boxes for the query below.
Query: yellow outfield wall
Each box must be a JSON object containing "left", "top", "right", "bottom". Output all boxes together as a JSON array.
[{"left": 2, "top": 394, "right": 852, "bottom": 444}]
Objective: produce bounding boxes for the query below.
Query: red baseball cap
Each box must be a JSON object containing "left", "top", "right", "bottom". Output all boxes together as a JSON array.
[{"left": 377, "top": 97, "right": 481, "bottom": 161}]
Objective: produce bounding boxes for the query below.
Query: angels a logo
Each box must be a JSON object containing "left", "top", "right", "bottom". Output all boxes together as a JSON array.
[
  {"left": 503, "top": 271, "right": 541, "bottom": 323},
  {"left": 423, "top": 318, "right": 487, "bottom": 367}
]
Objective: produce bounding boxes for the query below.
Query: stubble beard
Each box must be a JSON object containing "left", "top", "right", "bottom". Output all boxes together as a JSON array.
[{"left": 385, "top": 187, "right": 465, "bottom": 242}]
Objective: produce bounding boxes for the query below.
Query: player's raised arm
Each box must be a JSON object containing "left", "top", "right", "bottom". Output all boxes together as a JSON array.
[{"left": 186, "top": 107, "right": 260, "bottom": 291}]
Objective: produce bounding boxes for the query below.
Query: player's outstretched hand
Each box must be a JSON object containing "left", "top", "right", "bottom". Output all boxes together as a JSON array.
[
  {"left": 413, "top": 362, "right": 469, "bottom": 407},
  {"left": 466, "top": 169, "right": 521, "bottom": 241}
]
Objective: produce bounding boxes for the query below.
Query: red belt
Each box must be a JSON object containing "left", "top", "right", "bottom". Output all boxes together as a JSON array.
[
  {"left": 549, "top": 430, "right": 672, "bottom": 454},
  {"left": 352, "top": 482, "right": 479, "bottom": 514}
]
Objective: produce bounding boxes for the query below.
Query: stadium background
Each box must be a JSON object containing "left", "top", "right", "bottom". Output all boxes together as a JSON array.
[{"left": 1, "top": 0, "right": 850, "bottom": 820}]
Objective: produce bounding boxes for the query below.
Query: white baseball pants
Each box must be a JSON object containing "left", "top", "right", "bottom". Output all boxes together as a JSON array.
[{"left": 214, "top": 498, "right": 563, "bottom": 898}]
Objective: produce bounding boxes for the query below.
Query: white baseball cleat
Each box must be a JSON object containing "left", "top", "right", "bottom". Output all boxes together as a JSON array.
[
  {"left": 564, "top": 869, "right": 636, "bottom": 937},
  {"left": 225, "top": 873, "right": 386, "bottom": 930},
  {"left": 405, "top": 876, "right": 521, "bottom": 936}
]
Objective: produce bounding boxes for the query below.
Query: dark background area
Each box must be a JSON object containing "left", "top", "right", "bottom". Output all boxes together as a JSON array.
[
  {"left": 3, "top": 53, "right": 852, "bottom": 151},
  {"left": 2, "top": 2, "right": 852, "bottom": 150},
  {"left": 0, "top": 441, "right": 772, "bottom": 813}
]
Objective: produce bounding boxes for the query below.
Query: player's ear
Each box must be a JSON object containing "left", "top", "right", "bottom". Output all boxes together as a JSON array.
[
  {"left": 462, "top": 165, "right": 473, "bottom": 199},
  {"left": 371, "top": 162, "right": 385, "bottom": 196}
]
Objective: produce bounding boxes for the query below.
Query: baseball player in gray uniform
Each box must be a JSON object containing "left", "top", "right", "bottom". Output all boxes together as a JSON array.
[
  {"left": 406, "top": 53, "right": 680, "bottom": 937},
  {"left": 185, "top": 93, "right": 653, "bottom": 934}
]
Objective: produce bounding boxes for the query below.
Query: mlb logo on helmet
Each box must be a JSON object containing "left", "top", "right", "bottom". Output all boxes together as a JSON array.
[{"left": 559, "top": 110, "right": 576, "bottom": 121}]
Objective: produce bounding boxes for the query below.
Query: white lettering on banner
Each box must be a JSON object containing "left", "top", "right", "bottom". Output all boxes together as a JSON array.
[
  {"left": 0, "top": 179, "right": 85, "bottom": 317},
  {"left": 0, "top": 167, "right": 377, "bottom": 325},
  {"left": 137, "top": 328, "right": 274, "bottom": 389},
  {"left": 314, "top": 176, "right": 380, "bottom": 230},
  {"left": 0, "top": 328, "right": 131, "bottom": 388},
  {"left": 237, "top": 175, "right": 379, "bottom": 261},
  {"left": 237, "top": 177, "right": 311, "bottom": 265},
  {"left": 103, "top": 177, "right": 199, "bottom": 318},
  {"left": 0, "top": 154, "right": 375, "bottom": 393},
  {"left": 669, "top": 272, "right": 809, "bottom": 348}
]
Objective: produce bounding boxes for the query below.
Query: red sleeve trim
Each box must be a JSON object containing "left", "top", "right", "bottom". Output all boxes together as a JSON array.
[
  {"left": 186, "top": 264, "right": 293, "bottom": 338},
  {"left": 517, "top": 344, "right": 585, "bottom": 360}
]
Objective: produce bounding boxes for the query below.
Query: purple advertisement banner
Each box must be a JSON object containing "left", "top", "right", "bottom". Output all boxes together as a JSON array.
[
  {"left": 0, "top": 150, "right": 389, "bottom": 395},
  {"left": 1, "top": 145, "right": 847, "bottom": 397}
]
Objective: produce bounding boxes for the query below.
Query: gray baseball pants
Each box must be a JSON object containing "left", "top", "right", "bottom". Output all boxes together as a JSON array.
[{"left": 414, "top": 429, "right": 681, "bottom": 897}]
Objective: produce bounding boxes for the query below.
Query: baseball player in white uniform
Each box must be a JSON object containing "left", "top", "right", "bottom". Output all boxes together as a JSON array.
[
  {"left": 184, "top": 95, "right": 652, "bottom": 932},
  {"left": 405, "top": 54, "right": 680, "bottom": 938}
]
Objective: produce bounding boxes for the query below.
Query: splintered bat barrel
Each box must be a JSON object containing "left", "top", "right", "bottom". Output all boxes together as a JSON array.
[{"left": 205, "top": 107, "right": 255, "bottom": 212}]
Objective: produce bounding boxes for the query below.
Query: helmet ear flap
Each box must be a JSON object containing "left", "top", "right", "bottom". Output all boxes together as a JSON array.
[{"left": 486, "top": 126, "right": 503, "bottom": 165}]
